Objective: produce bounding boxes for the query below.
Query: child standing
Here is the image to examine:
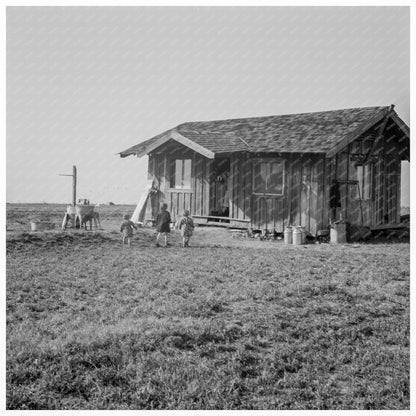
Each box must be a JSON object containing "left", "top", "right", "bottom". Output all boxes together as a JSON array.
[
  {"left": 155, "top": 203, "right": 171, "bottom": 247},
  {"left": 178, "top": 210, "right": 194, "bottom": 248},
  {"left": 120, "top": 214, "right": 137, "bottom": 246}
]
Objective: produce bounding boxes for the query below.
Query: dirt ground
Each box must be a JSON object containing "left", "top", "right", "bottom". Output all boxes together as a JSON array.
[{"left": 6, "top": 204, "right": 410, "bottom": 410}]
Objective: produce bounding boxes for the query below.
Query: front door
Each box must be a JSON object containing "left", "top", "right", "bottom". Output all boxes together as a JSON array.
[
  {"left": 251, "top": 158, "right": 286, "bottom": 231},
  {"left": 300, "top": 159, "right": 319, "bottom": 235},
  {"left": 210, "top": 158, "right": 230, "bottom": 216}
]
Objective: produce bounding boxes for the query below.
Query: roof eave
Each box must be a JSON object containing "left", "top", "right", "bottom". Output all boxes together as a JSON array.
[
  {"left": 119, "top": 131, "right": 216, "bottom": 159},
  {"left": 390, "top": 111, "right": 410, "bottom": 138},
  {"left": 170, "top": 131, "right": 215, "bottom": 159},
  {"left": 119, "top": 149, "right": 138, "bottom": 158}
]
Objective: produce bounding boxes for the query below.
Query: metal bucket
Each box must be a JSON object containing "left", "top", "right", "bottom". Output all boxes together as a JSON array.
[
  {"left": 284, "top": 227, "right": 292, "bottom": 244},
  {"left": 30, "top": 221, "right": 55, "bottom": 231}
]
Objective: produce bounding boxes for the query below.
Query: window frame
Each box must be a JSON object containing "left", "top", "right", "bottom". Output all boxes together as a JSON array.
[
  {"left": 356, "top": 163, "right": 372, "bottom": 201},
  {"left": 252, "top": 158, "right": 286, "bottom": 196},
  {"left": 169, "top": 158, "right": 192, "bottom": 190}
]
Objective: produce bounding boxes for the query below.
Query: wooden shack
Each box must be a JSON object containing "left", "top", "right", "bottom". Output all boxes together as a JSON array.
[{"left": 120, "top": 105, "right": 409, "bottom": 235}]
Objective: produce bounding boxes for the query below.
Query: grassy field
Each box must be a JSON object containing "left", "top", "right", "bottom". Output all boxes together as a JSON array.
[{"left": 6, "top": 204, "right": 410, "bottom": 409}]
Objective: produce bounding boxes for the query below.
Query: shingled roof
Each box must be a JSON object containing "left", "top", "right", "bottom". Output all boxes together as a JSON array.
[{"left": 120, "top": 106, "right": 393, "bottom": 158}]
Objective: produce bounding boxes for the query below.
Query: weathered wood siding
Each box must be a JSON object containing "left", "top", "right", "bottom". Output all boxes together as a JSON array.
[
  {"left": 330, "top": 119, "right": 405, "bottom": 227},
  {"left": 228, "top": 153, "right": 255, "bottom": 223},
  {"left": 146, "top": 143, "right": 212, "bottom": 221},
  {"left": 142, "top": 117, "right": 407, "bottom": 230},
  {"left": 229, "top": 153, "right": 326, "bottom": 234}
]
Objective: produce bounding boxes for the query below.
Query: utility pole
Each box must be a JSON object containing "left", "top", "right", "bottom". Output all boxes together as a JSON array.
[{"left": 59, "top": 165, "right": 77, "bottom": 206}]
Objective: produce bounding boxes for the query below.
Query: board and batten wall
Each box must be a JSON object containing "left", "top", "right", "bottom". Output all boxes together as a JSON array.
[
  {"left": 145, "top": 148, "right": 329, "bottom": 234},
  {"left": 143, "top": 123, "right": 405, "bottom": 232},
  {"left": 227, "top": 153, "right": 327, "bottom": 234},
  {"left": 328, "top": 126, "right": 403, "bottom": 228},
  {"left": 144, "top": 145, "right": 330, "bottom": 233},
  {"left": 145, "top": 147, "right": 212, "bottom": 221}
]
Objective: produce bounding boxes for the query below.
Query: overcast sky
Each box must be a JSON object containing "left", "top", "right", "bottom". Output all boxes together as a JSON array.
[{"left": 6, "top": 6, "right": 410, "bottom": 205}]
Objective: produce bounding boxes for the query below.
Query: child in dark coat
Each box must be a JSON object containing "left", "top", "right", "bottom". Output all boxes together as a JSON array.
[
  {"left": 120, "top": 214, "right": 137, "bottom": 246},
  {"left": 155, "top": 203, "right": 171, "bottom": 247}
]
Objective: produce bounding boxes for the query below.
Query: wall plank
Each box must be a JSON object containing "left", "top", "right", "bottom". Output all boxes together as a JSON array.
[
  {"left": 195, "top": 155, "right": 202, "bottom": 216},
  {"left": 243, "top": 155, "right": 252, "bottom": 220},
  {"left": 235, "top": 155, "right": 245, "bottom": 220},
  {"left": 300, "top": 156, "right": 311, "bottom": 229},
  {"left": 290, "top": 155, "right": 301, "bottom": 226},
  {"left": 205, "top": 159, "right": 213, "bottom": 216}
]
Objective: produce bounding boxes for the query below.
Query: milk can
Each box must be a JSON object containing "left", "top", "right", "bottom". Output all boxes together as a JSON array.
[
  {"left": 330, "top": 221, "right": 347, "bottom": 243},
  {"left": 284, "top": 227, "right": 292, "bottom": 244},
  {"left": 299, "top": 226, "right": 307, "bottom": 244},
  {"left": 292, "top": 226, "right": 303, "bottom": 245}
]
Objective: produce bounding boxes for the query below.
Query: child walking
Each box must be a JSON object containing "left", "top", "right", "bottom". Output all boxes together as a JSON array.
[
  {"left": 120, "top": 214, "right": 137, "bottom": 246},
  {"left": 178, "top": 210, "right": 194, "bottom": 248},
  {"left": 155, "top": 203, "right": 171, "bottom": 247}
]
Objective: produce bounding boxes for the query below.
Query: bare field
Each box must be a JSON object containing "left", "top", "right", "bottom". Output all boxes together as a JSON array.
[{"left": 6, "top": 204, "right": 410, "bottom": 410}]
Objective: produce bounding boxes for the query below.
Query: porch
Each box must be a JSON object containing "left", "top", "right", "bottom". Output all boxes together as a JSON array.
[{"left": 193, "top": 214, "right": 251, "bottom": 229}]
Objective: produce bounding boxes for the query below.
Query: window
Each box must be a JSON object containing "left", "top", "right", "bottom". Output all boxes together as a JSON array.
[
  {"left": 356, "top": 164, "right": 372, "bottom": 200},
  {"left": 170, "top": 159, "right": 192, "bottom": 189},
  {"left": 253, "top": 160, "right": 284, "bottom": 195}
]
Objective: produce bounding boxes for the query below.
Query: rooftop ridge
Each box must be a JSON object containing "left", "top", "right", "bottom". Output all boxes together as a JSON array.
[
  {"left": 175, "top": 106, "right": 389, "bottom": 128},
  {"left": 120, "top": 105, "right": 401, "bottom": 158}
]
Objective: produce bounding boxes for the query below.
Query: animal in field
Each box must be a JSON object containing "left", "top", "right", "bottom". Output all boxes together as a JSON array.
[
  {"left": 61, "top": 205, "right": 77, "bottom": 230},
  {"left": 74, "top": 204, "right": 95, "bottom": 230},
  {"left": 61, "top": 204, "right": 100, "bottom": 230},
  {"left": 79, "top": 211, "right": 101, "bottom": 230}
]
